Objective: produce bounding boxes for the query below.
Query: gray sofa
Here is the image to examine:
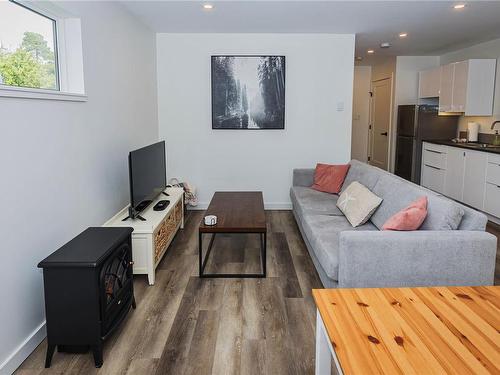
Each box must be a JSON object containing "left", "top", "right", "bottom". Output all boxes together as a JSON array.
[{"left": 291, "top": 160, "right": 497, "bottom": 288}]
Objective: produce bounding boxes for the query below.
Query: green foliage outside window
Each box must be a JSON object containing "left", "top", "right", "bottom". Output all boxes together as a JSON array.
[{"left": 0, "top": 31, "right": 57, "bottom": 90}]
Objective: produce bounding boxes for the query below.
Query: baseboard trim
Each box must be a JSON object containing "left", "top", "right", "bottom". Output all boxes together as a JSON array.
[
  {"left": 188, "top": 202, "right": 292, "bottom": 210},
  {"left": 0, "top": 321, "right": 46, "bottom": 375},
  {"left": 486, "top": 214, "right": 500, "bottom": 226}
]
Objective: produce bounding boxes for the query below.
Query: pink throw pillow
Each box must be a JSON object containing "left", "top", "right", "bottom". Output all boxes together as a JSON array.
[
  {"left": 382, "top": 196, "right": 428, "bottom": 231},
  {"left": 311, "top": 163, "right": 350, "bottom": 194}
]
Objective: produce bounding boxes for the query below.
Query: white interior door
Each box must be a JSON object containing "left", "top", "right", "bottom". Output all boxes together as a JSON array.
[
  {"left": 369, "top": 78, "right": 392, "bottom": 170},
  {"left": 351, "top": 66, "right": 372, "bottom": 162}
]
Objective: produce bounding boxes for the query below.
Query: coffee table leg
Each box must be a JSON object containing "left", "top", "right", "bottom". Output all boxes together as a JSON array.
[
  {"left": 200, "top": 232, "right": 217, "bottom": 277},
  {"left": 261, "top": 232, "right": 267, "bottom": 277},
  {"left": 199, "top": 231, "right": 203, "bottom": 277},
  {"left": 199, "top": 231, "right": 265, "bottom": 278}
]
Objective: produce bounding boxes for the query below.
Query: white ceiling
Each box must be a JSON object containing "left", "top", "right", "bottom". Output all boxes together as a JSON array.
[{"left": 121, "top": 1, "right": 500, "bottom": 61}]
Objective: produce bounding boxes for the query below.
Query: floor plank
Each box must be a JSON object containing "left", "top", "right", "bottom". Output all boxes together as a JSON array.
[
  {"left": 184, "top": 310, "right": 220, "bottom": 375},
  {"left": 15, "top": 211, "right": 500, "bottom": 375}
]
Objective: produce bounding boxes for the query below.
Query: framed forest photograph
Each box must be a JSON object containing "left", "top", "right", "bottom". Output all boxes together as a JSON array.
[{"left": 211, "top": 55, "right": 285, "bottom": 129}]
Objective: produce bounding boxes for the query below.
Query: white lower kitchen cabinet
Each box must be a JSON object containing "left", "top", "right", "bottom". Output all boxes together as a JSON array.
[
  {"left": 484, "top": 154, "right": 500, "bottom": 218},
  {"left": 421, "top": 142, "right": 497, "bottom": 219},
  {"left": 421, "top": 164, "right": 446, "bottom": 194},
  {"left": 421, "top": 143, "right": 447, "bottom": 194},
  {"left": 444, "top": 147, "right": 465, "bottom": 201},
  {"left": 462, "top": 150, "right": 487, "bottom": 210},
  {"left": 484, "top": 183, "right": 500, "bottom": 218}
]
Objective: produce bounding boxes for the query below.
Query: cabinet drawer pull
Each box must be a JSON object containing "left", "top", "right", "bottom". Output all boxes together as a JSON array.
[
  {"left": 425, "top": 149, "right": 443, "bottom": 154},
  {"left": 425, "top": 164, "right": 442, "bottom": 170}
]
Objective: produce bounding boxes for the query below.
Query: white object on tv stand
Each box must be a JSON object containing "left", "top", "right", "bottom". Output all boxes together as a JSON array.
[{"left": 103, "top": 187, "right": 184, "bottom": 285}]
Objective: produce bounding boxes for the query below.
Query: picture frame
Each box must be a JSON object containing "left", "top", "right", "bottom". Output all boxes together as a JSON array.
[{"left": 211, "top": 55, "right": 286, "bottom": 130}]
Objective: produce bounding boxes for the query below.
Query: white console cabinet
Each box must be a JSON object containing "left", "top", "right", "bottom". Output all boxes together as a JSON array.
[{"left": 104, "top": 187, "right": 184, "bottom": 285}]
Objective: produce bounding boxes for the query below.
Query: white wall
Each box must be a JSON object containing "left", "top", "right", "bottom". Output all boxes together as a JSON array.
[
  {"left": 371, "top": 56, "right": 396, "bottom": 82},
  {"left": 390, "top": 56, "right": 440, "bottom": 170},
  {"left": 0, "top": 2, "right": 158, "bottom": 373},
  {"left": 440, "top": 38, "right": 500, "bottom": 134},
  {"left": 351, "top": 66, "right": 371, "bottom": 162},
  {"left": 394, "top": 56, "right": 440, "bottom": 106},
  {"left": 157, "top": 33, "right": 355, "bottom": 208}
]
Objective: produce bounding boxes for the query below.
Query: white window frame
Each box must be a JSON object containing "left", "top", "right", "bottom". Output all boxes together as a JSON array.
[{"left": 0, "top": 0, "right": 87, "bottom": 101}]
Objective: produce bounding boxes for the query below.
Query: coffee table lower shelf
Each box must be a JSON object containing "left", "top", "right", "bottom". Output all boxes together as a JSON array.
[{"left": 198, "top": 231, "right": 267, "bottom": 278}]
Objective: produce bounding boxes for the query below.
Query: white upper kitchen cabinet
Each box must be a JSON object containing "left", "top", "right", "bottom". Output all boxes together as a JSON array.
[
  {"left": 451, "top": 60, "right": 468, "bottom": 113},
  {"left": 438, "top": 64, "right": 454, "bottom": 112},
  {"left": 438, "top": 59, "right": 496, "bottom": 116},
  {"left": 418, "top": 66, "right": 441, "bottom": 98}
]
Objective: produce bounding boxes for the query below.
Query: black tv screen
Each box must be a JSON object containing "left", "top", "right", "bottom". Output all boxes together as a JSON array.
[{"left": 128, "top": 141, "right": 166, "bottom": 214}]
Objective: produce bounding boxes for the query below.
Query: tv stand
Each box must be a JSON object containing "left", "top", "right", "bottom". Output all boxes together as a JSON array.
[
  {"left": 121, "top": 214, "right": 146, "bottom": 222},
  {"left": 104, "top": 187, "right": 184, "bottom": 285},
  {"left": 121, "top": 206, "right": 147, "bottom": 222}
]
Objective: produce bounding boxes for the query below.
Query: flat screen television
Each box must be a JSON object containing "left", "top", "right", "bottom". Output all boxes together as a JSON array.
[{"left": 127, "top": 141, "right": 166, "bottom": 219}]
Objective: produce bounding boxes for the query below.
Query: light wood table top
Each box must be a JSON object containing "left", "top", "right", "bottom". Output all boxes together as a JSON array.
[{"left": 313, "top": 286, "right": 500, "bottom": 374}]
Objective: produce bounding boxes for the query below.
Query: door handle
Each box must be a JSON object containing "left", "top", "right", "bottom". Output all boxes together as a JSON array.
[{"left": 381, "top": 132, "right": 388, "bottom": 136}]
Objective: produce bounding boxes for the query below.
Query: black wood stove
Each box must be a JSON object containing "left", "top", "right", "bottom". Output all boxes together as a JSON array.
[{"left": 38, "top": 227, "right": 135, "bottom": 368}]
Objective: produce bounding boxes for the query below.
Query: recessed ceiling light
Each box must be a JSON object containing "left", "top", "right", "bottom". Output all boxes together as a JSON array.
[
  {"left": 380, "top": 42, "right": 391, "bottom": 48},
  {"left": 399, "top": 32, "right": 408, "bottom": 38},
  {"left": 367, "top": 49, "right": 375, "bottom": 54},
  {"left": 355, "top": 56, "right": 363, "bottom": 61},
  {"left": 203, "top": 3, "right": 214, "bottom": 10},
  {"left": 454, "top": 4, "right": 466, "bottom": 9}
]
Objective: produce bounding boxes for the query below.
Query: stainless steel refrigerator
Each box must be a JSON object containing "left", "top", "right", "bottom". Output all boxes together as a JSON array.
[{"left": 394, "top": 105, "right": 459, "bottom": 184}]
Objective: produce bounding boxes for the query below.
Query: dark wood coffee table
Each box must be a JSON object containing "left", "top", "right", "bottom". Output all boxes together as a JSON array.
[{"left": 199, "top": 192, "right": 267, "bottom": 278}]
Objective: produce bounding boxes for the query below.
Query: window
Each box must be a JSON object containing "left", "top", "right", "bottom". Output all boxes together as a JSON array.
[{"left": 0, "top": 0, "right": 59, "bottom": 90}]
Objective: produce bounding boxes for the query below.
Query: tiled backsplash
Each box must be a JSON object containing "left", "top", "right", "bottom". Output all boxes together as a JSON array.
[{"left": 459, "top": 131, "right": 497, "bottom": 143}]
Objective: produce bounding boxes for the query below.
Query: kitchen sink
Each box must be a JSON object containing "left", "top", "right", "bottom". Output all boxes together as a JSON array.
[{"left": 464, "top": 142, "right": 500, "bottom": 149}]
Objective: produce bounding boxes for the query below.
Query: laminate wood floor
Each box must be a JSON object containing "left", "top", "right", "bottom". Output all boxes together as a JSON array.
[
  {"left": 16, "top": 212, "right": 500, "bottom": 375},
  {"left": 16, "top": 211, "right": 323, "bottom": 375}
]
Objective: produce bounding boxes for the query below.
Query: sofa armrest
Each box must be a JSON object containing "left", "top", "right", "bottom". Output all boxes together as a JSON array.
[
  {"left": 293, "top": 168, "right": 315, "bottom": 187},
  {"left": 338, "top": 230, "right": 497, "bottom": 288}
]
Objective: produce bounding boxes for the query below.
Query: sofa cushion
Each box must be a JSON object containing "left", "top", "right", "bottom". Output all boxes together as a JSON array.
[
  {"left": 311, "top": 163, "right": 350, "bottom": 194},
  {"left": 341, "top": 159, "right": 381, "bottom": 193},
  {"left": 290, "top": 186, "right": 343, "bottom": 217},
  {"left": 370, "top": 174, "right": 464, "bottom": 230},
  {"left": 337, "top": 182, "right": 383, "bottom": 227},
  {"left": 302, "top": 214, "right": 378, "bottom": 280},
  {"left": 382, "top": 196, "right": 428, "bottom": 231},
  {"left": 457, "top": 203, "right": 488, "bottom": 231}
]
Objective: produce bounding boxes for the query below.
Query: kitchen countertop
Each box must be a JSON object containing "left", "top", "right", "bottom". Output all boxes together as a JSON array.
[{"left": 424, "top": 139, "right": 500, "bottom": 154}]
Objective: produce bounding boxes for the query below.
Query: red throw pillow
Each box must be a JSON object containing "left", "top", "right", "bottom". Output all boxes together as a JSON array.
[
  {"left": 311, "top": 163, "right": 350, "bottom": 194},
  {"left": 382, "top": 196, "right": 428, "bottom": 231}
]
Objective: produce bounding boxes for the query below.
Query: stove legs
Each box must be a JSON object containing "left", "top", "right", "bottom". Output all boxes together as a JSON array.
[
  {"left": 92, "top": 343, "right": 103, "bottom": 368},
  {"left": 44, "top": 343, "right": 56, "bottom": 368}
]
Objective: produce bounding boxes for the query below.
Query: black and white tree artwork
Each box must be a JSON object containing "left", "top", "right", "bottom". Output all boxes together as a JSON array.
[{"left": 211, "top": 56, "right": 285, "bottom": 129}]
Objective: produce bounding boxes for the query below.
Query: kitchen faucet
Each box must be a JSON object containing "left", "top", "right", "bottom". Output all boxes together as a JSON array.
[{"left": 492, "top": 120, "right": 500, "bottom": 145}]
